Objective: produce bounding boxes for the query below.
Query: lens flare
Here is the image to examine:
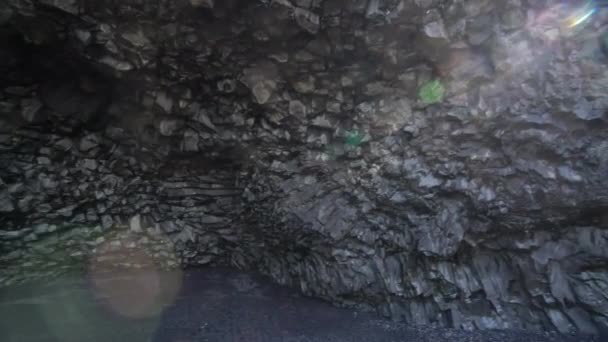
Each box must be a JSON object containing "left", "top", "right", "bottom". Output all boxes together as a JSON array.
[
  {"left": 565, "top": 3, "right": 597, "bottom": 28},
  {"left": 88, "top": 232, "right": 182, "bottom": 319}
]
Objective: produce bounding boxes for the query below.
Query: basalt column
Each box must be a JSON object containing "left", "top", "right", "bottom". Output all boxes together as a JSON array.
[{"left": 2, "top": 0, "right": 608, "bottom": 334}]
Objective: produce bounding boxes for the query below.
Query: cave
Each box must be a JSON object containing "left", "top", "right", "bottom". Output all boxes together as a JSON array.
[{"left": 1, "top": 0, "right": 608, "bottom": 340}]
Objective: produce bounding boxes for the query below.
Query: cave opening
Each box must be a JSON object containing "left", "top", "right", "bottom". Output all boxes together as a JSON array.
[{"left": 1, "top": 0, "right": 608, "bottom": 340}]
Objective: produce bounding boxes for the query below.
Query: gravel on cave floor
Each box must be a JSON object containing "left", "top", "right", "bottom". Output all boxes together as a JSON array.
[{"left": 0, "top": 268, "right": 600, "bottom": 342}]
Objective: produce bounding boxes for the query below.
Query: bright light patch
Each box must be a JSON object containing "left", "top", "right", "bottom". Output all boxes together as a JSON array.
[
  {"left": 88, "top": 233, "right": 182, "bottom": 319},
  {"left": 565, "top": 6, "right": 596, "bottom": 28}
]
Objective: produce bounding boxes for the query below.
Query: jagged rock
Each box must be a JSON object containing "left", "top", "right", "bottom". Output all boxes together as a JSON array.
[
  {"left": 288, "top": 100, "right": 307, "bottom": 118},
  {"left": 20, "top": 98, "right": 42, "bottom": 122},
  {"left": 193, "top": 110, "right": 217, "bottom": 132},
  {"left": 423, "top": 9, "right": 448, "bottom": 40},
  {"left": 129, "top": 214, "right": 142, "bottom": 233},
  {"left": 190, "top": 0, "right": 214, "bottom": 9},
  {"left": 217, "top": 79, "right": 237, "bottom": 93},
  {"left": 311, "top": 115, "right": 332, "bottom": 129},
  {"left": 500, "top": 6, "right": 525, "bottom": 30},
  {"left": 39, "top": 0, "right": 78, "bottom": 14},
  {"left": 120, "top": 27, "right": 151, "bottom": 48},
  {"left": 99, "top": 55, "right": 133, "bottom": 71},
  {"left": 466, "top": 15, "right": 493, "bottom": 46},
  {"left": 155, "top": 91, "right": 174, "bottom": 113},
  {"left": 182, "top": 129, "right": 200, "bottom": 152},
  {"left": 101, "top": 214, "right": 113, "bottom": 229},
  {"left": 294, "top": 8, "right": 320, "bottom": 34},
  {"left": 159, "top": 118, "right": 184, "bottom": 136},
  {"left": 79, "top": 133, "right": 100, "bottom": 152},
  {"left": 291, "top": 75, "right": 315, "bottom": 93},
  {"left": 55, "top": 138, "right": 73, "bottom": 151},
  {"left": 37, "top": 156, "right": 51, "bottom": 165},
  {"left": 241, "top": 63, "right": 280, "bottom": 104},
  {"left": 1, "top": 0, "right": 608, "bottom": 336},
  {"left": 74, "top": 29, "right": 91, "bottom": 44},
  {"left": 81, "top": 159, "right": 98, "bottom": 170},
  {"left": 0, "top": 192, "right": 14, "bottom": 212}
]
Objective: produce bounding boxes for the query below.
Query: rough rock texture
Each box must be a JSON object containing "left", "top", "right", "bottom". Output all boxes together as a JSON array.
[
  {"left": 2, "top": 0, "right": 608, "bottom": 334},
  {"left": 0, "top": 269, "right": 598, "bottom": 342},
  {"left": 0, "top": 119, "right": 242, "bottom": 281}
]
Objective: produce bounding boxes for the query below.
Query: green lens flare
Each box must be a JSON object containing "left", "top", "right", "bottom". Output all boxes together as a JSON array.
[
  {"left": 345, "top": 130, "right": 364, "bottom": 147},
  {"left": 418, "top": 79, "right": 445, "bottom": 105}
]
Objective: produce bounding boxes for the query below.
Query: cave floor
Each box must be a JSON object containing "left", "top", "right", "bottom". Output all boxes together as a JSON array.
[{"left": 0, "top": 268, "right": 598, "bottom": 342}]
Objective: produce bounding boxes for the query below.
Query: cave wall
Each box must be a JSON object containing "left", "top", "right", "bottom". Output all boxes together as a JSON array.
[
  {"left": 0, "top": 123, "right": 241, "bottom": 284},
  {"left": 2, "top": 0, "right": 608, "bottom": 334},
  {"left": 0, "top": 14, "right": 243, "bottom": 282}
]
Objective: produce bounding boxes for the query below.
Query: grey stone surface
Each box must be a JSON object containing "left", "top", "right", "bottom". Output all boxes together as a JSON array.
[
  {"left": 0, "top": 269, "right": 597, "bottom": 342},
  {"left": 1, "top": 0, "right": 608, "bottom": 335},
  {"left": 20, "top": 98, "right": 42, "bottom": 123}
]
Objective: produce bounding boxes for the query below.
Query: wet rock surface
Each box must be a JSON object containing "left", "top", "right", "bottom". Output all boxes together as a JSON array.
[{"left": 1, "top": 0, "right": 608, "bottom": 334}]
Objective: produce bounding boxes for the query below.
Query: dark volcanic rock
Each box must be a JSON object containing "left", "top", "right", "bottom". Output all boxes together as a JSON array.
[
  {"left": 1, "top": 0, "right": 608, "bottom": 335},
  {"left": 0, "top": 268, "right": 599, "bottom": 342}
]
